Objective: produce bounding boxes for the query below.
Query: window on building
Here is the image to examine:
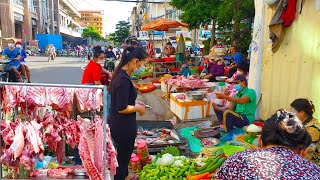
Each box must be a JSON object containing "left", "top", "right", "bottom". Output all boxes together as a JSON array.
[
  {"left": 172, "top": 10, "right": 177, "bottom": 20},
  {"left": 165, "top": 10, "right": 173, "bottom": 20},
  {"left": 13, "top": 0, "right": 23, "bottom": 6}
]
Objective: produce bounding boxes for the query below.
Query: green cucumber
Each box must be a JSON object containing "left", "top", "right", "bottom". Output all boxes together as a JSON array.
[{"left": 202, "top": 157, "right": 226, "bottom": 173}]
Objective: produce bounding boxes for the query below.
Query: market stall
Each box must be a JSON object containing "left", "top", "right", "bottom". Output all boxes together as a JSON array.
[
  {"left": 0, "top": 82, "right": 115, "bottom": 180},
  {"left": 130, "top": 122, "right": 263, "bottom": 180}
]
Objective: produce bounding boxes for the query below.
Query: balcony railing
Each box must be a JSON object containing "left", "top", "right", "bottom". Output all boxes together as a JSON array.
[{"left": 13, "top": 0, "right": 24, "bottom": 6}]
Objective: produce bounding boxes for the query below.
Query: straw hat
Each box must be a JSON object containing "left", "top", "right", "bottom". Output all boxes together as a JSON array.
[{"left": 206, "top": 51, "right": 220, "bottom": 61}]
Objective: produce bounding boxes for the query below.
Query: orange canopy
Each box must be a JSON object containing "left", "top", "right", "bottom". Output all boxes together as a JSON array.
[{"left": 141, "top": 18, "right": 188, "bottom": 31}]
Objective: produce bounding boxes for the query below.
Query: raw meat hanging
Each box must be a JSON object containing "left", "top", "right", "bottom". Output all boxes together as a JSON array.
[
  {"left": 0, "top": 118, "right": 44, "bottom": 172},
  {"left": 42, "top": 112, "right": 63, "bottom": 152},
  {"left": 75, "top": 88, "right": 103, "bottom": 113},
  {"left": 79, "top": 126, "right": 104, "bottom": 180},
  {"left": 1, "top": 85, "right": 20, "bottom": 114},
  {"left": 19, "top": 86, "right": 46, "bottom": 115},
  {"left": 1, "top": 86, "right": 103, "bottom": 115},
  {"left": 79, "top": 116, "right": 117, "bottom": 179},
  {"left": 46, "top": 87, "right": 75, "bottom": 118}
]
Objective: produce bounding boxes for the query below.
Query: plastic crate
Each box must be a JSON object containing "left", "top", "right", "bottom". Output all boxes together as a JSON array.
[{"left": 236, "top": 135, "right": 259, "bottom": 149}]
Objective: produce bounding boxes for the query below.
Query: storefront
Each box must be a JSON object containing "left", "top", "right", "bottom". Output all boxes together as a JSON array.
[{"left": 13, "top": 12, "right": 23, "bottom": 39}]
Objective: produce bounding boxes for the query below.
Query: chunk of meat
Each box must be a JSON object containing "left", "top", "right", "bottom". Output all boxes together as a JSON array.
[
  {"left": 19, "top": 86, "right": 46, "bottom": 115},
  {"left": 19, "top": 143, "right": 36, "bottom": 171},
  {"left": 1, "top": 85, "right": 20, "bottom": 114},
  {"left": 29, "top": 169, "right": 48, "bottom": 177},
  {"left": 46, "top": 87, "right": 75, "bottom": 117},
  {"left": 79, "top": 127, "right": 104, "bottom": 180},
  {"left": 75, "top": 89, "right": 103, "bottom": 113},
  {"left": 63, "top": 120, "right": 81, "bottom": 149},
  {"left": 10, "top": 121, "right": 25, "bottom": 160},
  {"left": 56, "top": 131, "right": 64, "bottom": 164},
  {"left": 47, "top": 166, "right": 73, "bottom": 178},
  {"left": 105, "top": 124, "right": 118, "bottom": 175},
  {"left": 94, "top": 118, "right": 104, "bottom": 174},
  {"left": 23, "top": 122, "right": 40, "bottom": 154},
  {"left": 0, "top": 121, "right": 15, "bottom": 146}
]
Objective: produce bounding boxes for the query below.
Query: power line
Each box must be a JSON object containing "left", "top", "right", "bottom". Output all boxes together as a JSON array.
[{"left": 81, "top": 0, "right": 100, "bottom": 10}]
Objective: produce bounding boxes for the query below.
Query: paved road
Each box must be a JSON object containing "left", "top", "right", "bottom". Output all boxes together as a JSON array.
[{"left": 27, "top": 56, "right": 86, "bottom": 84}]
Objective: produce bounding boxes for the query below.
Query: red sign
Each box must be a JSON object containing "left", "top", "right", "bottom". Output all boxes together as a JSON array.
[{"left": 29, "top": 40, "right": 38, "bottom": 48}]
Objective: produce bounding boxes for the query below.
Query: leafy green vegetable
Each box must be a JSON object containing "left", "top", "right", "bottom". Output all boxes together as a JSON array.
[{"left": 161, "top": 146, "right": 180, "bottom": 156}]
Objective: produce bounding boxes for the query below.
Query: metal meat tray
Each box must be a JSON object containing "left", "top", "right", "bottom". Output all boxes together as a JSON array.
[{"left": 136, "top": 120, "right": 187, "bottom": 152}]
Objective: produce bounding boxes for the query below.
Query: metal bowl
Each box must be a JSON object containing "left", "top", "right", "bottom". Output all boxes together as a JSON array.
[
  {"left": 74, "top": 171, "right": 87, "bottom": 176},
  {"left": 216, "top": 76, "right": 228, "bottom": 81},
  {"left": 189, "top": 91, "right": 207, "bottom": 100}
]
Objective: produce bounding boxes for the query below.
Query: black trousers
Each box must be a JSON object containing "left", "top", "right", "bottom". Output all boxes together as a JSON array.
[{"left": 109, "top": 119, "right": 137, "bottom": 180}]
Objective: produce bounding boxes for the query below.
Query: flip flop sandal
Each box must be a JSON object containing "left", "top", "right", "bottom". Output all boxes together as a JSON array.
[{"left": 131, "top": 175, "right": 139, "bottom": 180}]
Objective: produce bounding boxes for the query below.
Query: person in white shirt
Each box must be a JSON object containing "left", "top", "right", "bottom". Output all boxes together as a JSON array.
[{"left": 211, "top": 38, "right": 227, "bottom": 58}]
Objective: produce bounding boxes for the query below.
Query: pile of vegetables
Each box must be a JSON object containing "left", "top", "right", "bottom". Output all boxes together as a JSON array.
[{"left": 138, "top": 146, "right": 227, "bottom": 180}]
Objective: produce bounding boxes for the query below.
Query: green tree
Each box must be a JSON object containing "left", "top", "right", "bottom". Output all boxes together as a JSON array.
[
  {"left": 82, "top": 26, "right": 103, "bottom": 40},
  {"left": 170, "top": 0, "right": 222, "bottom": 48},
  {"left": 217, "top": 0, "right": 255, "bottom": 47},
  {"left": 113, "top": 21, "right": 130, "bottom": 46},
  {"left": 171, "top": 0, "right": 255, "bottom": 54}
]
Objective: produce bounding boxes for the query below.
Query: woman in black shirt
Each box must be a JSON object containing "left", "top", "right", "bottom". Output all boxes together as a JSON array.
[{"left": 108, "top": 46, "right": 149, "bottom": 180}]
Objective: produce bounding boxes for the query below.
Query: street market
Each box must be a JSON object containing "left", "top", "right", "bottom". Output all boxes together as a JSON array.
[{"left": 0, "top": 0, "right": 319, "bottom": 180}]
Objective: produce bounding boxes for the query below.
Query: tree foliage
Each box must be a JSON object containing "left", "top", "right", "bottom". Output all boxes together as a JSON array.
[
  {"left": 82, "top": 26, "right": 103, "bottom": 40},
  {"left": 170, "top": 0, "right": 255, "bottom": 54},
  {"left": 113, "top": 21, "right": 130, "bottom": 46}
]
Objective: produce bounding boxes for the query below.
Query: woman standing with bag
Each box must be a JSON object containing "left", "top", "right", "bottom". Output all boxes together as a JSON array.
[{"left": 108, "top": 46, "right": 149, "bottom": 180}]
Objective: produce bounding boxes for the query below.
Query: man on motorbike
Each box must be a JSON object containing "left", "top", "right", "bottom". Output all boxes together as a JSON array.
[
  {"left": 1, "top": 39, "right": 22, "bottom": 81},
  {"left": 48, "top": 44, "right": 56, "bottom": 61},
  {"left": 105, "top": 46, "right": 116, "bottom": 59},
  {"left": 16, "top": 41, "right": 31, "bottom": 83}
]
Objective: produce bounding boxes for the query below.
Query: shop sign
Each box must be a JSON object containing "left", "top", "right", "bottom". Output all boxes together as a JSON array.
[
  {"left": 176, "top": 31, "right": 191, "bottom": 38},
  {"left": 29, "top": 40, "right": 38, "bottom": 47},
  {"left": 199, "top": 30, "right": 212, "bottom": 39}
]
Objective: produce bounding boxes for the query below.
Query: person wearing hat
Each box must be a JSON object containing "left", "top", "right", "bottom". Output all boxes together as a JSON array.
[
  {"left": 213, "top": 75, "right": 257, "bottom": 141},
  {"left": 15, "top": 41, "right": 31, "bottom": 83},
  {"left": 211, "top": 38, "right": 227, "bottom": 58},
  {"left": 203, "top": 52, "right": 225, "bottom": 82},
  {"left": 222, "top": 62, "right": 250, "bottom": 107}
]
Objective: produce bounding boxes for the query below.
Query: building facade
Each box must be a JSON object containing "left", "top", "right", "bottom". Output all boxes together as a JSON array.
[
  {"left": 131, "top": 0, "right": 194, "bottom": 46},
  {"left": 59, "top": 0, "right": 81, "bottom": 38},
  {"left": 79, "top": 10, "right": 104, "bottom": 36},
  {"left": 0, "top": 0, "right": 60, "bottom": 41}
]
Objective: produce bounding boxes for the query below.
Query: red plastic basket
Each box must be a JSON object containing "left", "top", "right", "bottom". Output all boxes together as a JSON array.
[
  {"left": 163, "top": 57, "right": 175, "bottom": 62},
  {"left": 134, "top": 84, "right": 156, "bottom": 93},
  {"left": 169, "top": 68, "right": 180, "bottom": 72},
  {"left": 152, "top": 59, "right": 164, "bottom": 62}
]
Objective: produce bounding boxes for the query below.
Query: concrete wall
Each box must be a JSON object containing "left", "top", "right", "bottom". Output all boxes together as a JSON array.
[{"left": 256, "top": 0, "right": 320, "bottom": 119}]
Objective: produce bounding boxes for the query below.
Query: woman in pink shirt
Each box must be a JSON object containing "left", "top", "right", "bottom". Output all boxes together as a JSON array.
[{"left": 221, "top": 62, "right": 249, "bottom": 107}]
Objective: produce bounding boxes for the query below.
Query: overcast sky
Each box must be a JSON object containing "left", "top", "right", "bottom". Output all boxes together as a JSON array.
[{"left": 75, "top": 0, "right": 136, "bottom": 34}]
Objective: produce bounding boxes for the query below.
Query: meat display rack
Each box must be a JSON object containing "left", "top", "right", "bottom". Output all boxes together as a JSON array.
[{"left": 0, "top": 82, "right": 110, "bottom": 179}]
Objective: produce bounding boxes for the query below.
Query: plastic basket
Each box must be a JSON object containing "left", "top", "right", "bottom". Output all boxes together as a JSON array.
[{"left": 236, "top": 135, "right": 259, "bottom": 149}]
